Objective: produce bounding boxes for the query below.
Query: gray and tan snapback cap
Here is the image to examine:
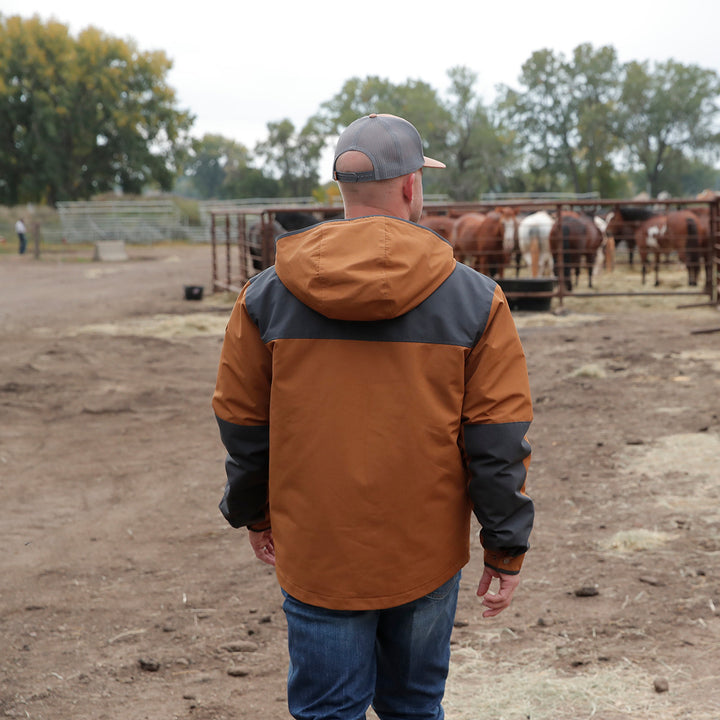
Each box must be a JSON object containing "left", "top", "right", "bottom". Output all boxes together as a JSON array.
[{"left": 333, "top": 113, "right": 445, "bottom": 183}]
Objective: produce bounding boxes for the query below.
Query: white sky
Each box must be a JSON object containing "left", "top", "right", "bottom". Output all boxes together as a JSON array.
[{"left": 5, "top": 0, "right": 720, "bottom": 179}]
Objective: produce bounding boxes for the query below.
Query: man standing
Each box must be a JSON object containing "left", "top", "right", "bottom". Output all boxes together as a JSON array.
[
  {"left": 15, "top": 218, "right": 27, "bottom": 255},
  {"left": 212, "top": 113, "right": 534, "bottom": 720}
]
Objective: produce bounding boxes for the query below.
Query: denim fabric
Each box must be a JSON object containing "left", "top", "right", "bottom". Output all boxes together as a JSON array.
[{"left": 282, "top": 572, "right": 461, "bottom": 720}]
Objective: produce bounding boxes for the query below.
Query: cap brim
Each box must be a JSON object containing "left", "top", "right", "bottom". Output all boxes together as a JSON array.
[{"left": 423, "top": 156, "right": 446, "bottom": 169}]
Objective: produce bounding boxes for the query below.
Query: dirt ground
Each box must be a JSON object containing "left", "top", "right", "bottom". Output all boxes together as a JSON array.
[{"left": 1, "top": 242, "right": 719, "bottom": 720}]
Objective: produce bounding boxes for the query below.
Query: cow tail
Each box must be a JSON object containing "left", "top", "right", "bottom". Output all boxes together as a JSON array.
[
  {"left": 686, "top": 217, "right": 699, "bottom": 253},
  {"left": 686, "top": 216, "right": 700, "bottom": 273}
]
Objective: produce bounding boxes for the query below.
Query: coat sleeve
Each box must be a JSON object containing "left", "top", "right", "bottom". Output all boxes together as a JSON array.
[
  {"left": 212, "top": 284, "right": 273, "bottom": 529},
  {"left": 462, "top": 285, "right": 534, "bottom": 574}
]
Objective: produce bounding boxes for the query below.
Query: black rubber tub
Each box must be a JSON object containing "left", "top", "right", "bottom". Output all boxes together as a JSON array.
[
  {"left": 497, "top": 277, "right": 557, "bottom": 312},
  {"left": 184, "top": 285, "right": 204, "bottom": 301}
]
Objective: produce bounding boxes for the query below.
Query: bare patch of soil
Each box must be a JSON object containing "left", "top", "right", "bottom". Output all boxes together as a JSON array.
[{"left": 1, "top": 245, "right": 719, "bottom": 719}]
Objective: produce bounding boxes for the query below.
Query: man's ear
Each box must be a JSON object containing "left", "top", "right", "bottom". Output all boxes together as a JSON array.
[{"left": 401, "top": 172, "right": 416, "bottom": 204}]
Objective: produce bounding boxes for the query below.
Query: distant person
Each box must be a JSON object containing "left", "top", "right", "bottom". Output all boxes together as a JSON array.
[
  {"left": 212, "top": 113, "right": 535, "bottom": 720},
  {"left": 15, "top": 218, "right": 27, "bottom": 255}
]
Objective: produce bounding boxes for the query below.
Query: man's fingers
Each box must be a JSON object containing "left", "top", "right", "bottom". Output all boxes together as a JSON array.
[
  {"left": 252, "top": 543, "right": 276, "bottom": 565},
  {"left": 476, "top": 566, "right": 495, "bottom": 597},
  {"left": 477, "top": 571, "right": 520, "bottom": 617},
  {"left": 248, "top": 530, "right": 276, "bottom": 566},
  {"left": 254, "top": 545, "right": 276, "bottom": 566}
]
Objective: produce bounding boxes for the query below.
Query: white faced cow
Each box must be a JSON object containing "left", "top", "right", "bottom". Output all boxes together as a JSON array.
[{"left": 517, "top": 211, "right": 554, "bottom": 277}]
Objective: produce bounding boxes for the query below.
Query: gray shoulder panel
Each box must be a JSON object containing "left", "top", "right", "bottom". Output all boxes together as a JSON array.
[{"left": 245, "top": 263, "right": 496, "bottom": 349}]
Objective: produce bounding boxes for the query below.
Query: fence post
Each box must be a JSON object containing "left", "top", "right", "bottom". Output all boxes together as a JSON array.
[
  {"left": 712, "top": 198, "right": 720, "bottom": 305},
  {"left": 210, "top": 213, "right": 218, "bottom": 293},
  {"left": 32, "top": 221, "right": 41, "bottom": 259},
  {"left": 225, "top": 214, "right": 231, "bottom": 291}
]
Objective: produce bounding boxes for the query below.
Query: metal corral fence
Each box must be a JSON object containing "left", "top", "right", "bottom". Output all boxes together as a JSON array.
[
  {"left": 210, "top": 205, "right": 342, "bottom": 294},
  {"left": 210, "top": 196, "right": 720, "bottom": 307},
  {"left": 56, "top": 200, "right": 206, "bottom": 243},
  {"left": 52, "top": 195, "right": 452, "bottom": 247}
]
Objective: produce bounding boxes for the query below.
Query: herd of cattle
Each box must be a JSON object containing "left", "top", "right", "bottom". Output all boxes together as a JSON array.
[
  {"left": 245, "top": 199, "right": 717, "bottom": 293},
  {"left": 421, "top": 202, "right": 715, "bottom": 292}
]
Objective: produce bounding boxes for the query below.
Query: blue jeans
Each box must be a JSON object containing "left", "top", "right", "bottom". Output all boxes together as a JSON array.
[{"left": 282, "top": 572, "right": 461, "bottom": 720}]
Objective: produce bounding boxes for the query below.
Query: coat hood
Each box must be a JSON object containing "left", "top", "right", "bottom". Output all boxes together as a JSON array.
[{"left": 274, "top": 216, "right": 456, "bottom": 322}]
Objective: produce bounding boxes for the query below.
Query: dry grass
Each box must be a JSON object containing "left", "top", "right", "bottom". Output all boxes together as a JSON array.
[
  {"left": 568, "top": 363, "right": 608, "bottom": 379},
  {"left": 445, "top": 649, "right": 668, "bottom": 720},
  {"left": 556, "top": 261, "right": 715, "bottom": 314},
  {"left": 600, "top": 529, "right": 674, "bottom": 553},
  {"left": 443, "top": 631, "right": 720, "bottom": 719},
  {"left": 66, "top": 312, "right": 229, "bottom": 339}
]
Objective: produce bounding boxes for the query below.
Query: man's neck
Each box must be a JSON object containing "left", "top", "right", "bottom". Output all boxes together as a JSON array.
[{"left": 343, "top": 203, "right": 409, "bottom": 221}]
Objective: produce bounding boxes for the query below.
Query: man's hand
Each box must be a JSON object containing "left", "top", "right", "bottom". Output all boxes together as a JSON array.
[
  {"left": 477, "top": 566, "right": 520, "bottom": 618},
  {"left": 248, "top": 528, "right": 276, "bottom": 566}
]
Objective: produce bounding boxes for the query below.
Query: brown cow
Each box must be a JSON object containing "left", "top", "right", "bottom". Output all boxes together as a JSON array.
[
  {"left": 605, "top": 206, "right": 658, "bottom": 266},
  {"left": 421, "top": 214, "right": 455, "bottom": 241},
  {"left": 450, "top": 210, "right": 515, "bottom": 278},
  {"left": 449, "top": 212, "right": 486, "bottom": 268},
  {"left": 665, "top": 210, "right": 708, "bottom": 288},
  {"left": 632, "top": 209, "right": 709, "bottom": 288},
  {"left": 549, "top": 212, "right": 604, "bottom": 291}
]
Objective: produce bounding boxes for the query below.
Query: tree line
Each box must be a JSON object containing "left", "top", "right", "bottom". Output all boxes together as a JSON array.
[{"left": 2, "top": 14, "right": 719, "bottom": 207}]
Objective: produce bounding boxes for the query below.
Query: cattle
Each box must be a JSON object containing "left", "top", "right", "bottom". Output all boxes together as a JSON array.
[
  {"left": 247, "top": 219, "right": 284, "bottom": 273},
  {"left": 449, "top": 212, "right": 486, "bottom": 267},
  {"left": 421, "top": 214, "right": 455, "bottom": 241},
  {"left": 633, "top": 209, "right": 708, "bottom": 288},
  {"left": 549, "top": 212, "right": 604, "bottom": 291},
  {"left": 517, "top": 211, "right": 554, "bottom": 278},
  {"left": 605, "top": 206, "right": 659, "bottom": 266},
  {"left": 664, "top": 210, "right": 708, "bottom": 288},
  {"left": 450, "top": 210, "right": 516, "bottom": 278},
  {"left": 591, "top": 214, "right": 615, "bottom": 280},
  {"left": 634, "top": 215, "right": 669, "bottom": 286},
  {"left": 274, "top": 211, "right": 323, "bottom": 231}
]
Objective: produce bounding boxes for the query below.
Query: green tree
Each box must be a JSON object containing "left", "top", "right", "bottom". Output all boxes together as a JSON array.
[
  {"left": 179, "top": 133, "right": 284, "bottom": 199},
  {"left": 498, "top": 44, "right": 622, "bottom": 196},
  {"left": 617, "top": 59, "right": 720, "bottom": 196},
  {"left": 183, "top": 134, "right": 251, "bottom": 198},
  {"left": 0, "top": 14, "right": 193, "bottom": 205},
  {"left": 318, "top": 75, "right": 450, "bottom": 137},
  {"left": 676, "top": 159, "right": 720, "bottom": 197},
  {"left": 253, "top": 117, "right": 325, "bottom": 197},
  {"left": 442, "top": 66, "right": 518, "bottom": 200},
  {"left": 221, "top": 165, "right": 281, "bottom": 199},
  {"left": 630, "top": 148, "right": 720, "bottom": 197},
  {"left": 570, "top": 44, "right": 624, "bottom": 196}
]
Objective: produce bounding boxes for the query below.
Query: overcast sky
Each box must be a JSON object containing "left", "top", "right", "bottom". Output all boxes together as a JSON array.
[{"left": 5, "top": 0, "right": 720, "bottom": 179}]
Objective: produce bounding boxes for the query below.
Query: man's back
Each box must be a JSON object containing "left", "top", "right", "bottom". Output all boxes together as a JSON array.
[{"left": 213, "top": 214, "right": 533, "bottom": 609}]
